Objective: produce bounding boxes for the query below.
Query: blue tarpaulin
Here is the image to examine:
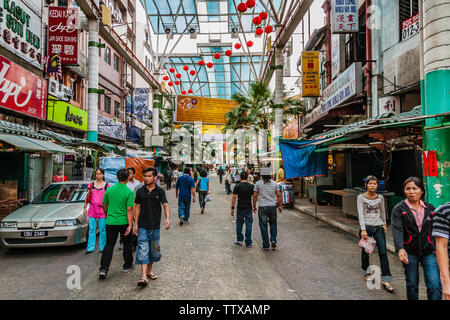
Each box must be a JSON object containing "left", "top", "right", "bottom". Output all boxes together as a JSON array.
[
  {"left": 279, "top": 139, "right": 328, "bottom": 179},
  {"left": 99, "top": 157, "right": 126, "bottom": 184}
]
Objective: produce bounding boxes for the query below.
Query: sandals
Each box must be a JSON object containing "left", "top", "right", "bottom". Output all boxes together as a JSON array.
[
  {"left": 147, "top": 273, "right": 158, "bottom": 280},
  {"left": 137, "top": 278, "right": 148, "bottom": 287},
  {"left": 382, "top": 281, "right": 395, "bottom": 293}
]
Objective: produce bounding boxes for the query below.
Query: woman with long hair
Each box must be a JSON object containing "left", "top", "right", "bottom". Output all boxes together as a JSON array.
[
  {"left": 196, "top": 170, "right": 210, "bottom": 214},
  {"left": 357, "top": 175, "right": 394, "bottom": 293},
  {"left": 391, "top": 177, "right": 441, "bottom": 300},
  {"left": 83, "top": 168, "right": 109, "bottom": 254}
]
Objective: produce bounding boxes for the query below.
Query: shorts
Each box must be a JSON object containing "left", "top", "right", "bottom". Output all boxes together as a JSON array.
[{"left": 135, "top": 228, "right": 161, "bottom": 265}]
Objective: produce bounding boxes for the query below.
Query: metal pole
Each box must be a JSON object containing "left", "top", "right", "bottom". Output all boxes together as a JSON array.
[
  {"left": 230, "top": 63, "right": 250, "bottom": 96},
  {"left": 87, "top": 18, "right": 99, "bottom": 142},
  {"left": 256, "top": 0, "right": 279, "bottom": 24}
]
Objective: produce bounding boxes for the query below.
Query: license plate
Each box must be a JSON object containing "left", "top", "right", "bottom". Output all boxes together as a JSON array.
[{"left": 21, "top": 231, "right": 48, "bottom": 237}]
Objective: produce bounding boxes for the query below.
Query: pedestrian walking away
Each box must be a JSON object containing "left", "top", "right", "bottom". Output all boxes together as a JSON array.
[
  {"left": 357, "top": 175, "right": 394, "bottom": 293},
  {"left": 217, "top": 166, "right": 224, "bottom": 184},
  {"left": 391, "top": 177, "right": 442, "bottom": 300},
  {"left": 231, "top": 171, "right": 255, "bottom": 247},
  {"left": 247, "top": 169, "right": 254, "bottom": 184},
  {"left": 83, "top": 168, "right": 109, "bottom": 254},
  {"left": 253, "top": 167, "right": 282, "bottom": 251},
  {"left": 175, "top": 167, "right": 196, "bottom": 225},
  {"left": 99, "top": 168, "right": 136, "bottom": 280},
  {"left": 164, "top": 169, "right": 172, "bottom": 190},
  {"left": 432, "top": 201, "right": 450, "bottom": 300},
  {"left": 134, "top": 167, "right": 170, "bottom": 287},
  {"left": 196, "top": 170, "right": 210, "bottom": 214},
  {"left": 225, "top": 167, "right": 233, "bottom": 195}
]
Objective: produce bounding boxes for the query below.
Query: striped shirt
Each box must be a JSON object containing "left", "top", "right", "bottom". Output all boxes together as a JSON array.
[
  {"left": 254, "top": 179, "right": 280, "bottom": 207},
  {"left": 432, "top": 202, "right": 450, "bottom": 258}
]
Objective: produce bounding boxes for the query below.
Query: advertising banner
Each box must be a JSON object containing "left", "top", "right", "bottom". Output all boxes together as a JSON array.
[
  {"left": 0, "top": 0, "right": 43, "bottom": 69},
  {"left": 402, "top": 13, "right": 420, "bottom": 41},
  {"left": 301, "top": 51, "right": 320, "bottom": 97},
  {"left": 175, "top": 96, "right": 238, "bottom": 125},
  {"left": 133, "top": 88, "right": 149, "bottom": 119},
  {"left": 47, "top": 96, "right": 87, "bottom": 131},
  {"left": 0, "top": 54, "right": 47, "bottom": 119},
  {"left": 48, "top": 6, "right": 79, "bottom": 65},
  {"left": 282, "top": 119, "right": 299, "bottom": 139},
  {"left": 331, "top": 0, "right": 359, "bottom": 33},
  {"left": 98, "top": 114, "right": 126, "bottom": 140}
]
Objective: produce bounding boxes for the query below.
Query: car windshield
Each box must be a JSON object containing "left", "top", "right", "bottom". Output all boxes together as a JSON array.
[{"left": 33, "top": 183, "right": 89, "bottom": 204}]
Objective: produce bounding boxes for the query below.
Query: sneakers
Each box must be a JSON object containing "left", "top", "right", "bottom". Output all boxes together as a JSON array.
[
  {"left": 179, "top": 217, "right": 184, "bottom": 226},
  {"left": 234, "top": 240, "right": 243, "bottom": 245},
  {"left": 99, "top": 269, "right": 107, "bottom": 280},
  {"left": 246, "top": 244, "right": 253, "bottom": 248},
  {"left": 271, "top": 242, "right": 277, "bottom": 249},
  {"left": 262, "top": 247, "right": 270, "bottom": 251},
  {"left": 122, "top": 265, "right": 136, "bottom": 273}
]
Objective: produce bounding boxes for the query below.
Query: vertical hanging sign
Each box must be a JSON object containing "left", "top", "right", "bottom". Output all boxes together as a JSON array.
[
  {"left": 301, "top": 51, "right": 320, "bottom": 97},
  {"left": 331, "top": 0, "right": 359, "bottom": 33},
  {"left": 48, "top": 6, "right": 79, "bottom": 65},
  {"left": 423, "top": 151, "right": 438, "bottom": 177}
]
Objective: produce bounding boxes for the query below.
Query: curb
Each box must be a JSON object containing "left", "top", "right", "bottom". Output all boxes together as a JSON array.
[{"left": 292, "top": 204, "right": 397, "bottom": 254}]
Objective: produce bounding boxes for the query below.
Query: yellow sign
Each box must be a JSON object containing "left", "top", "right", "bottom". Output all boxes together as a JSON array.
[
  {"left": 175, "top": 96, "right": 238, "bottom": 125},
  {"left": 202, "top": 124, "right": 225, "bottom": 134},
  {"left": 301, "top": 51, "right": 320, "bottom": 97},
  {"left": 101, "top": 5, "right": 112, "bottom": 27}
]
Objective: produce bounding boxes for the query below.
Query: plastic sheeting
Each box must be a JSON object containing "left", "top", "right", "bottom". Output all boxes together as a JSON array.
[
  {"left": 99, "top": 157, "right": 156, "bottom": 184},
  {"left": 279, "top": 139, "right": 328, "bottom": 179}
]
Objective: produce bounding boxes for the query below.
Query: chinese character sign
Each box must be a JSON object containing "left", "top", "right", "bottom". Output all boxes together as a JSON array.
[
  {"left": 332, "top": 0, "right": 359, "bottom": 33},
  {"left": 134, "top": 88, "right": 149, "bottom": 120},
  {"left": 301, "top": 51, "right": 320, "bottom": 97},
  {"left": 48, "top": 7, "right": 79, "bottom": 65}
]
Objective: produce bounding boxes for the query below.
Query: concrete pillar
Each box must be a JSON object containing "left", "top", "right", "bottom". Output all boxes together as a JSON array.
[
  {"left": 87, "top": 19, "right": 99, "bottom": 142},
  {"left": 422, "top": 0, "right": 450, "bottom": 205},
  {"left": 273, "top": 47, "right": 284, "bottom": 173},
  {"left": 152, "top": 92, "right": 160, "bottom": 136}
]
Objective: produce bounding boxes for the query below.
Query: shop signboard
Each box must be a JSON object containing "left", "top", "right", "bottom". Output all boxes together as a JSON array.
[
  {"left": 133, "top": 88, "right": 149, "bottom": 120},
  {"left": 0, "top": 54, "right": 47, "bottom": 119},
  {"left": 402, "top": 13, "right": 420, "bottom": 41},
  {"left": 301, "top": 51, "right": 320, "bottom": 97},
  {"left": 283, "top": 119, "right": 299, "bottom": 139},
  {"left": 379, "top": 96, "right": 401, "bottom": 115},
  {"left": 98, "top": 114, "right": 126, "bottom": 140},
  {"left": 331, "top": 0, "right": 359, "bottom": 33},
  {"left": 175, "top": 96, "right": 238, "bottom": 125},
  {"left": 321, "top": 62, "right": 362, "bottom": 113},
  {"left": 47, "top": 96, "right": 87, "bottom": 131},
  {"left": 48, "top": 6, "right": 79, "bottom": 65},
  {"left": 0, "top": 0, "right": 43, "bottom": 69}
]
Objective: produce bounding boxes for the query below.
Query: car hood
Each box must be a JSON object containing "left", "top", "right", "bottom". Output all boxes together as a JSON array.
[{"left": 2, "top": 202, "right": 84, "bottom": 223}]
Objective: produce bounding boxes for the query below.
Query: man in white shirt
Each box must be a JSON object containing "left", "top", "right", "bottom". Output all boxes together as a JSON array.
[
  {"left": 126, "top": 167, "right": 141, "bottom": 191},
  {"left": 172, "top": 168, "right": 180, "bottom": 184}
]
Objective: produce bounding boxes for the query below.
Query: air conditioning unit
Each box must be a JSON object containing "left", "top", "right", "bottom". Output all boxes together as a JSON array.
[
  {"left": 48, "top": 78, "right": 59, "bottom": 97},
  {"left": 60, "top": 85, "right": 73, "bottom": 101}
]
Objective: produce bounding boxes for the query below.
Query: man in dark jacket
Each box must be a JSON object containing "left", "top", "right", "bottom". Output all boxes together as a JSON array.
[
  {"left": 217, "top": 167, "right": 224, "bottom": 184},
  {"left": 432, "top": 202, "right": 450, "bottom": 300}
]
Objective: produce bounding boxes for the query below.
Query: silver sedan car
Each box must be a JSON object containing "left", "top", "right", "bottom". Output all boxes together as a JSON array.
[{"left": 0, "top": 181, "right": 90, "bottom": 248}]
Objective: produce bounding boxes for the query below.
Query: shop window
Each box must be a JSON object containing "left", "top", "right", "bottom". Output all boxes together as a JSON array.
[
  {"left": 104, "top": 96, "right": 111, "bottom": 114},
  {"left": 344, "top": 34, "right": 354, "bottom": 69},
  {"left": 70, "top": 79, "right": 77, "bottom": 102},
  {"left": 113, "top": 54, "right": 119, "bottom": 71},
  {"left": 114, "top": 101, "right": 121, "bottom": 117},
  {"left": 356, "top": 11, "right": 366, "bottom": 65},
  {"left": 104, "top": 47, "right": 111, "bottom": 65}
]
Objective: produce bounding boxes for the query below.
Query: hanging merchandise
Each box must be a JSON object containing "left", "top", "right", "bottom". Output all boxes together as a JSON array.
[
  {"left": 169, "top": 68, "right": 175, "bottom": 73},
  {"left": 181, "top": 90, "right": 186, "bottom": 95},
  {"left": 259, "top": 12, "right": 268, "bottom": 20},
  {"left": 234, "top": 43, "right": 241, "bottom": 49},
  {"left": 214, "top": 53, "right": 221, "bottom": 59},
  {"left": 163, "top": 75, "right": 169, "bottom": 81},
  {"left": 168, "top": 81, "right": 174, "bottom": 86},
  {"left": 183, "top": 65, "right": 189, "bottom": 71},
  {"left": 253, "top": 16, "right": 262, "bottom": 25},
  {"left": 190, "top": 70, "right": 196, "bottom": 76},
  {"left": 265, "top": 25, "right": 273, "bottom": 34},
  {"left": 225, "top": 50, "right": 232, "bottom": 56},
  {"left": 86, "top": 153, "right": 94, "bottom": 168},
  {"left": 246, "top": 41, "right": 254, "bottom": 47},
  {"left": 255, "top": 27, "right": 263, "bottom": 36},
  {"left": 246, "top": 0, "right": 255, "bottom": 8},
  {"left": 198, "top": 60, "right": 205, "bottom": 66},
  {"left": 176, "top": 73, "right": 182, "bottom": 78},
  {"left": 207, "top": 62, "right": 214, "bottom": 68},
  {"left": 188, "top": 89, "right": 193, "bottom": 93},
  {"left": 237, "top": 2, "right": 247, "bottom": 14},
  {"left": 175, "top": 80, "right": 180, "bottom": 85}
]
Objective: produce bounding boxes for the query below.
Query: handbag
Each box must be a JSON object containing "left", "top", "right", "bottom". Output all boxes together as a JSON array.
[
  {"left": 85, "top": 182, "right": 93, "bottom": 204},
  {"left": 205, "top": 194, "right": 212, "bottom": 202},
  {"left": 195, "top": 178, "right": 201, "bottom": 193},
  {"left": 358, "top": 236, "right": 377, "bottom": 254}
]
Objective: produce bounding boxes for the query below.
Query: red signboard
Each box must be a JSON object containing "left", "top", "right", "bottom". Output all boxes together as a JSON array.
[
  {"left": 0, "top": 55, "right": 47, "bottom": 120},
  {"left": 423, "top": 151, "right": 438, "bottom": 177},
  {"left": 48, "top": 7, "right": 79, "bottom": 65}
]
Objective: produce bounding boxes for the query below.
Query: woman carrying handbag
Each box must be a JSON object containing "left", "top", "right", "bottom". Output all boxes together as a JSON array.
[{"left": 83, "top": 168, "right": 109, "bottom": 254}]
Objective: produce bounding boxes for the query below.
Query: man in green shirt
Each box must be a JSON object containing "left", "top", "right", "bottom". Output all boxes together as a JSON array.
[{"left": 99, "top": 168, "right": 135, "bottom": 280}]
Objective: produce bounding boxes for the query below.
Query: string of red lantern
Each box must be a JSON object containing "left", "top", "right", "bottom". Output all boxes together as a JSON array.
[
  {"left": 252, "top": 16, "right": 262, "bottom": 25},
  {"left": 237, "top": 2, "right": 247, "bottom": 14},
  {"left": 225, "top": 50, "right": 232, "bottom": 57},
  {"left": 214, "top": 53, "right": 221, "bottom": 59},
  {"left": 255, "top": 27, "right": 263, "bottom": 36},
  {"left": 198, "top": 60, "right": 205, "bottom": 66},
  {"left": 246, "top": 0, "right": 255, "bottom": 8},
  {"left": 259, "top": 12, "right": 268, "bottom": 20},
  {"left": 181, "top": 90, "right": 186, "bottom": 95},
  {"left": 190, "top": 70, "right": 196, "bottom": 76},
  {"left": 265, "top": 25, "right": 273, "bottom": 34},
  {"left": 163, "top": 75, "right": 169, "bottom": 81},
  {"left": 169, "top": 68, "right": 175, "bottom": 73},
  {"left": 168, "top": 81, "right": 173, "bottom": 86},
  {"left": 188, "top": 89, "right": 193, "bottom": 94},
  {"left": 246, "top": 41, "right": 253, "bottom": 47},
  {"left": 183, "top": 65, "right": 189, "bottom": 71},
  {"left": 234, "top": 43, "right": 241, "bottom": 49},
  {"left": 175, "top": 80, "right": 180, "bottom": 85},
  {"left": 206, "top": 62, "right": 213, "bottom": 68}
]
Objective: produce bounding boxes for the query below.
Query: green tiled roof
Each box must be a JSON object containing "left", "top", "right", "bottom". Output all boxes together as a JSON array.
[
  {"left": 39, "top": 130, "right": 115, "bottom": 152},
  {"left": 311, "top": 106, "right": 423, "bottom": 140},
  {"left": 0, "top": 120, "right": 50, "bottom": 140}
]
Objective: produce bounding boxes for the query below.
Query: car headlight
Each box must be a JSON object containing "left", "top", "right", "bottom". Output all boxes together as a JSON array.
[
  {"left": 55, "top": 219, "right": 81, "bottom": 227},
  {"left": 0, "top": 221, "right": 17, "bottom": 228}
]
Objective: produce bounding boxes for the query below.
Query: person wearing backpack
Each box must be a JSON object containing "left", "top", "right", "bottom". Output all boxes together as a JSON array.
[
  {"left": 196, "top": 170, "right": 210, "bottom": 214},
  {"left": 83, "top": 168, "right": 109, "bottom": 254}
]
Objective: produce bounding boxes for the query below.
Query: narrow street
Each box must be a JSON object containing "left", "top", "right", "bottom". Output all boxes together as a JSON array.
[{"left": 0, "top": 175, "right": 428, "bottom": 300}]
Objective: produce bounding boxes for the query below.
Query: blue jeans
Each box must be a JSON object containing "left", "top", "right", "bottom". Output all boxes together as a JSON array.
[
  {"left": 87, "top": 217, "right": 106, "bottom": 252},
  {"left": 178, "top": 200, "right": 191, "bottom": 222},
  {"left": 258, "top": 206, "right": 277, "bottom": 249},
  {"left": 136, "top": 228, "right": 161, "bottom": 265},
  {"left": 403, "top": 253, "right": 442, "bottom": 300},
  {"left": 360, "top": 225, "right": 392, "bottom": 282},
  {"left": 199, "top": 191, "right": 208, "bottom": 209},
  {"left": 225, "top": 181, "right": 231, "bottom": 194},
  {"left": 236, "top": 210, "right": 253, "bottom": 246}
]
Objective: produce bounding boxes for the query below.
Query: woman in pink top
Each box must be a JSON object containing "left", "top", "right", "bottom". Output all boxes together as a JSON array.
[{"left": 83, "top": 168, "right": 109, "bottom": 254}]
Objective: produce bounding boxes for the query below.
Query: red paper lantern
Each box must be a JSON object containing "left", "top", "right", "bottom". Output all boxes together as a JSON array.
[
  {"left": 214, "top": 53, "right": 221, "bottom": 59},
  {"left": 234, "top": 43, "right": 241, "bottom": 49},
  {"left": 183, "top": 65, "right": 189, "bottom": 71},
  {"left": 175, "top": 73, "right": 182, "bottom": 79},
  {"left": 181, "top": 90, "right": 186, "bottom": 95},
  {"left": 163, "top": 75, "right": 169, "bottom": 81},
  {"left": 206, "top": 62, "right": 213, "bottom": 68},
  {"left": 168, "top": 81, "right": 173, "bottom": 86},
  {"left": 237, "top": 2, "right": 247, "bottom": 13},
  {"left": 188, "top": 89, "right": 193, "bottom": 94},
  {"left": 259, "top": 12, "right": 268, "bottom": 20},
  {"left": 253, "top": 16, "right": 262, "bottom": 25},
  {"left": 198, "top": 60, "right": 205, "bottom": 66},
  {"left": 246, "top": 40, "right": 253, "bottom": 47},
  {"left": 246, "top": 0, "right": 255, "bottom": 8},
  {"left": 255, "top": 27, "right": 263, "bottom": 36},
  {"left": 225, "top": 50, "right": 232, "bottom": 57},
  {"left": 175, "top": 80, "right": 180, "bottom": 85},
  {"left": 265, "top": 25, "right": 273, "bottom": 34},
  {"left": 190, "top": 70, "right": 196, "bottom": 76},
  {"left": 169, "top": 68, "right": 175, "bottom": 73}
]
